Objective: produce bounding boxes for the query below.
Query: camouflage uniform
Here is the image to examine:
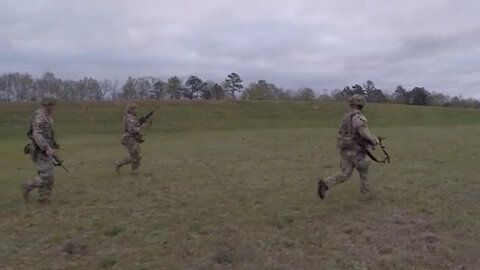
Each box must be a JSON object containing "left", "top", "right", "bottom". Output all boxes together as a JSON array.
[
  {"left": 116, "top": 104, "right": 144, "bottom": 173},
  {"left": 319, "top": 95, "right": 379, "bottom": 198},
  {"left": 24, "top": 98, "right": 57, "bottom": 202}
]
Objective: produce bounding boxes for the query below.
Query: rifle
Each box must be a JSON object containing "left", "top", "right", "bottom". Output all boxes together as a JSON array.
[
  {"left": 139, "top": 108, "right": 156, "bottom": 125},
  {"left": 26, "top": 125, "right": 69, "bottom": 172},
  {"left": 52, "top": 154, "right": 69, "bottom": 172},
  {"left": 378, "top": 137, "right": 390, "bottom": 163},
  {"left": 365, "top": 136, "right": 390, "bottom": 164}
]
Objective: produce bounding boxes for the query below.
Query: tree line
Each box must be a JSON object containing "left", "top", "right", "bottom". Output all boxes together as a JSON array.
[{"left": 0, "top": 72, "right": 478, "bottom": 109}]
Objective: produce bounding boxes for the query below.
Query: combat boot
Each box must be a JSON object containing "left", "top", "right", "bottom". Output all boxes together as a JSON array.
[
  {"left": 360, "top": 190, "right": 375, "bottom": 201},
  {"left": 318, "top": 179, "right": 329, "bottom": 200},
  {"left": 360, "top": 185, "right": 375, "bottom": 200},
  {"left": 131, "top": 161, "right": 140, "bottom": 172},
  {"left": 37, "top": 198, "right": 50, "bottom": 204},
  {"left": 115, "top": 163, "right": 121, "bottom": 175},
  {"left": 22, "top": 183, "right": 31, "bottom": 202}
]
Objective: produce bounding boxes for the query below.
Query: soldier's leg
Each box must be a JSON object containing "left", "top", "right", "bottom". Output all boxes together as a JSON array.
[
  {"left": 116, "top": 138, "right": 135, "bottom": 167},
  {"left": 24, "top": 151, "right": 42, "bottom": 201},
  {"left": 24, "top": 155, "right": 54, "bottom": 202},
  {"left": 323, "top": 153, "right": 354, "bottom": 189},
  {"left": 37, "top": 155, "right": 55, "bottom": 202},
  {"left": 354, "top": 153, "right": 371, "bottom": 195},
  {"left": 117, "top": 155, "right": 134, "bottom": 166},
  {"left": 38, "top": 169, "right": 54, "bottom": 202},
  {"left": 23, "top": 175, "right": 43, "bottom": 202},
  {"left": 130, "top": 142, "right": 142, "bottom": 171},
  {"left": 116, "top": 156, "right": 134, "bottom": 168}
]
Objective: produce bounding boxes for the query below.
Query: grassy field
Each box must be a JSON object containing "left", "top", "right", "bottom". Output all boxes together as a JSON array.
[{"left": 1, "top": 100, "right": 479, "bottom": 270}]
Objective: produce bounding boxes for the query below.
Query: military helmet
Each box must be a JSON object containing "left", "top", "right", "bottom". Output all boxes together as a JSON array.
[
  {"left": 41, "top": 97, "right": 56, "bottom": 106},
  {"left": 348, "top": 94, "right": 366, "bottom": 106},
  {"left": 126, "top": 103, "right": 138, "bottom": 113}
]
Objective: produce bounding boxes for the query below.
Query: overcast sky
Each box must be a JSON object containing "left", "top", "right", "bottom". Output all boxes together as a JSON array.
[{"left": 1, "top": 0, "right": 479, "bottom": 97}]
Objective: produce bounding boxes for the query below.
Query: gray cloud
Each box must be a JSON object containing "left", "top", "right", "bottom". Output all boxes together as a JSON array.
[{"left": 0, "top": 0, "right": 479, "bottom": 98}]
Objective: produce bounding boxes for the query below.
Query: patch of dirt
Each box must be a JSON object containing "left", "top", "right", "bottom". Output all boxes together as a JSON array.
[
  {"left": 365, "top": 208, "right": 439, "bottom": 256},
  {"left": 326, "top": 208, "right": 478, "bottom": 269},
  {"left": 213, "top": 248, "right": 235, "bottom": 264},
  {"left": 60, "top": 241, "right": 88, "bottom": 258}
]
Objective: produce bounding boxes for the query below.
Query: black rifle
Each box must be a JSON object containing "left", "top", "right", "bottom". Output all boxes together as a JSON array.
[
  {"left": 26, "top": 126, "right": 69, "bottom": 172},
  {"left": 50, "top": 151, "right": 69, "bottom": 172},
  {"left": 365, "top": 137, "right": 390, "bottom": 164},
  {"left": 139, "top": 109, "right": 155, "bottom": 125},
  {"left": 378, "top": 137, "right": 390, "bottom": 163}
]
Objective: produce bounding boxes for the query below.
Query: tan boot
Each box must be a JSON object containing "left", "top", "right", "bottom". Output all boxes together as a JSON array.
[
  {"left": 37, "top": 197, "right": 51, "bottom": 204},
  {"left": 22, "top": 183, "right": 30, "bottom": 202},
  {"left": 115, "top": 162, "right": 121, "bottom": 175},
  {"left": 317, "top": 179, "right": 329, "bottom": 200},
  {"left": 360, "top": 189, "right": 376, "bottom": 201}
]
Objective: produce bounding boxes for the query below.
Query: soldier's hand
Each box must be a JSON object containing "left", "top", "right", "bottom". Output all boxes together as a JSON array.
[
  {"left": 46, "top": 148, "right": 55, "bottom": 156},
  {"left": 52, "top": 141, "right": 61, "bottom": 150}
]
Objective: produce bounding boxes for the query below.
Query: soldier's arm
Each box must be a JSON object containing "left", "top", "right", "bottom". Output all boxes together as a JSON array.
[
  {"left": 353, "top": 114, "right": 379, "bottom": 145},
  {"left": 126, "top": 118, "right": 141, "bottom": 134},
  {"left": 31, "top": 113, "right": 51, "bottom": 151}
]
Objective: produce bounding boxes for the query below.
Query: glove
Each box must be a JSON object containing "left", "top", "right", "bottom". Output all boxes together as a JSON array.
[{"left": 52, "top": 141, "right": 61, "bottom": 150}]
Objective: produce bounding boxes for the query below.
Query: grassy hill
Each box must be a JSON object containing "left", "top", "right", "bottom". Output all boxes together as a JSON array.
[
  {"left": 0, "top": 101, "right": 479, "bottom": 269},
  {"left": 1, "top": 100, "right": 479, "bottom": 135}
]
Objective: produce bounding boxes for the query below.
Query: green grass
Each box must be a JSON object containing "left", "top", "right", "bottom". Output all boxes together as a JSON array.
[{"left": 0, "top": 101, "right": 479, "bottom": 269}]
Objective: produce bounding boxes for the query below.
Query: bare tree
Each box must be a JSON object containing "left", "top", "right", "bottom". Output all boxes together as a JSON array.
[{"left": 100, "top": 79, "right": 119, "bottom": 100}]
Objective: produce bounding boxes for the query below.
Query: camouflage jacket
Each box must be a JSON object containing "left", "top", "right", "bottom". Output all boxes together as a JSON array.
[
  {"left": 123, "top": 113, "right": 143, "bottom": 141},
  {"left": 30, "top": 109, "right": 55, "bottom": 151},
  {"left": 337, "top": 109, "right": 378, "bottom": 150}
]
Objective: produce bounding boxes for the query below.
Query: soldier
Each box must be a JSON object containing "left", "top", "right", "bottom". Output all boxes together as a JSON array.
[
  {"left": 23, "top": 97, "right": 59, "bottom": 203},
  {"left": 318, "top": 94, "right": 380, "bottom": 200},
  {"left": 115, "top": 103, "right": 146, "bottom": 174}
]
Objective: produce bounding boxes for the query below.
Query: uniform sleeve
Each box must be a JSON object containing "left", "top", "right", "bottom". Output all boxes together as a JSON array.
[
  {"left": 126, "top": 117, "right": 141, "bottom": 134},
  {"left": 353, "top": 114, "right": 379, "bottom": 145},
  {"left": 31, "top": 113, "right": 51, "bottom": 151}
]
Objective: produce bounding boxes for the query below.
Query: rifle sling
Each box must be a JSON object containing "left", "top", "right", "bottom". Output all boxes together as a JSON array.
[{"left": 365, "top": 149, "right": 388, "bottom": 164}]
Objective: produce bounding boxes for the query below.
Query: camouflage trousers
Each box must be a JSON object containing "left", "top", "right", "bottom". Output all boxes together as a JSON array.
[
  {"left": 117, "top": 137, "right": 142, "bottom": 171},
  {"left": 26, "top": 152, "right": 55, "bottom": 201},
  {"left": 323, "top": 149, "right": 371, "bottom": 194}
]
